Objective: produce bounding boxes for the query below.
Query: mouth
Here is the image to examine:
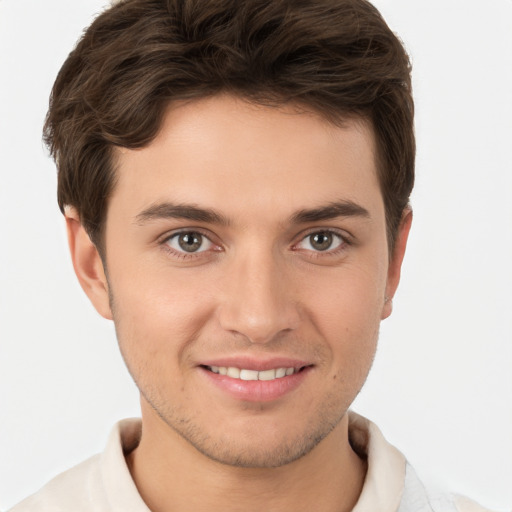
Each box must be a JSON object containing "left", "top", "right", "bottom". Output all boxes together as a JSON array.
[
  {"left": 201, "top": 365, "right": 308, "bottom": 381},
  {"left": 198, "top": 359, "right": 313, "bottom": 401}
]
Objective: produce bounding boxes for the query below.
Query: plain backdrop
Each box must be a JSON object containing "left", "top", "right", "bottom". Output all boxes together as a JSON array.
[{"left": 1, "top": 0, "right": 511, "bottom": 510}]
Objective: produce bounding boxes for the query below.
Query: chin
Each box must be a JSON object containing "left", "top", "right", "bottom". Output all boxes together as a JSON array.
[
  {"left": 161, "top": 405, "right": 347, "bottom": 469},
  {"left": 186, "top": 431, "right": 328, "bottom": 468}
]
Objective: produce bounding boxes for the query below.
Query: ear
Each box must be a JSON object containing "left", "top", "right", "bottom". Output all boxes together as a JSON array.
[
  {"left": 381, "top": 208, "right": 413, "bottom": 320},
  {"left": 65, "top": 206, "right": 113, "bottom": 320}
]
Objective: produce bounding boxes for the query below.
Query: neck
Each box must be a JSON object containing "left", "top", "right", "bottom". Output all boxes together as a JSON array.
[{"left": 127, "top": 402, "right": 366, "bottom": 512}]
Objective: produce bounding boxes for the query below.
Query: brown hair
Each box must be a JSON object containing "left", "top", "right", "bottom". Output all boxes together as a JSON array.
[{"left": 44, "top": 0, "right": 414, "bottom": 252}]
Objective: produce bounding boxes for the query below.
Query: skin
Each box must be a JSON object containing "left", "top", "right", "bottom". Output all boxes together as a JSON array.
[{"left": 66, "top": 94, "right": 411, "bottom": 512}]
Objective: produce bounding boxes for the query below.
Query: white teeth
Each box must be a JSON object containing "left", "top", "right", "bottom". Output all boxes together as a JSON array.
[
  {"left": 258, "top": 369, "right": 276, "bottom": 381},
  {"left": 240, "top": 369, "right": 259, "bottom": 381},
  {"left": 208, "top": 366, "right": 298, "bottom": 381},
  {"left": 276, "top": 368, "right": 286, "bottom": 378},
  {"left": 227, "top": 367, "right": 241, "bottom": 378}
]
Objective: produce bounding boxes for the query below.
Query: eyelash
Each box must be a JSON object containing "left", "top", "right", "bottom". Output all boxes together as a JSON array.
[
  {"left": 292, "top": 229, "right": 351, "bottom": 259},
  {"left": 159, "top": 228, "right": 351, "bottom": 261},
  {"left": 160, "top": 229, "right": 220, "bottom": 261}
]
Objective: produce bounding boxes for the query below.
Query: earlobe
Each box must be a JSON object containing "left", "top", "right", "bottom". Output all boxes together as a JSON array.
[
  {"left": 381, "top": 208, "right": 413, "bottom": 320},
  {"left": 65, "top": 207, "right": 113, "bottom": 320}
]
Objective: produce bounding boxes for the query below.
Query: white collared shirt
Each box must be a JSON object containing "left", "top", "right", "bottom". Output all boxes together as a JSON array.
[{"left": 9, "top": 412, "right": 493, "bottom": 512}]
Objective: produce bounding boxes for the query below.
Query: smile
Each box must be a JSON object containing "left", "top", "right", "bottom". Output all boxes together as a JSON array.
[
  {"left": 206, "top": 366, "right": 299, "bottom": 381},
  {"left": 200, "top": 363, "right": 312, "bottom": 402}
]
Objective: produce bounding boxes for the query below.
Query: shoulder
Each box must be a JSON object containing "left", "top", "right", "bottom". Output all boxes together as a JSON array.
[
  {"left": 426, "top": 493, "right": 497, "bottom": 512},
  {"left": 452, "top": 495, "right": 498, "bottom": 512},
  {"left": 7, "top": 455, "right": 106, "bottom": 512},
  {"left": 8, "top": 418, "right": 144, "bottom": 512},
  {"left": 348, "top": 412, "right": 498, "bottom": 512},
  {"left": 400, "top": 463, "right": 498, "bottom": 512}
]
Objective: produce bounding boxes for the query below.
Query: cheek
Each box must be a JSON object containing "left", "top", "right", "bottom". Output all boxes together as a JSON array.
[
  {"left": 108, "top": 266, "right": 216, "bottom": 364},
  {"left": 301, "top": 262, "right": 385, "bottom": 364},
  {"left": 307, "top": 262, "right": 385, "bottom": 326}
]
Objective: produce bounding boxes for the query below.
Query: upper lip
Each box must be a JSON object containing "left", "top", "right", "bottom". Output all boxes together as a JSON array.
[{"left": 199, "top": 356, "right": 313, "bottom": 371}]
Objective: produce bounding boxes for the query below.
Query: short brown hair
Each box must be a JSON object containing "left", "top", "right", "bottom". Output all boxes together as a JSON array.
[{"left": 44, "top": 0, "right": 414, "bottom": 252}]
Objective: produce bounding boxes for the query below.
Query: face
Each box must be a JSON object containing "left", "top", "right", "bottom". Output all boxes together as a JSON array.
[{"left": 75, "top": 95, "right": 408, "bottom": 468}]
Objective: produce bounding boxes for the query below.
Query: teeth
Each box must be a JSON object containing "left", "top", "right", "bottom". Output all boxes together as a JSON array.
[
  {"left": 276, "top": 368, "right": 286, "bottom": 378},
  {"left": 240, "top": 369, "right": 259, "bottom": 381},
  {"left": 208, "top": 366, "right": 298, "bottom": 381},
  {"left": 227, "top": 367, "right": 240, "bottom": 378},
  {"left": 258, "top": 369, "right": 276, "bottom": 381}
]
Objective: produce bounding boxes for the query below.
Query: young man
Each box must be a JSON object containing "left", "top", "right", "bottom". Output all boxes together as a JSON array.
[{"left": 8, "top": 0, "right": 495, "bottom": 511}]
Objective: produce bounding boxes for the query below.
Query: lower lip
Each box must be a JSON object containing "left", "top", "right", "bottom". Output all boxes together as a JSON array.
[{"left": 199, "top": 367, "right": 312, "bottom": 402}]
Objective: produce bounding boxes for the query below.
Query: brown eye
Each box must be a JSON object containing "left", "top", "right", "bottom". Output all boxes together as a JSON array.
[
  {"left": 178, "top": 232, "right": 203, "bottom": 252},
  {"left": 296, "top": 230, "right": 345, "bottom": 253},
  {"left": 166, "top": 231, "right": 212, "bottom": 253},
  {"left": 309, "top": 232, "right": 333, "bottom": 251}
]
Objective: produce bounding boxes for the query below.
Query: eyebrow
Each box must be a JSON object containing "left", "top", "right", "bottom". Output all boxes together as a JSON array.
[
  {"left": 290, "top": 200, "right": 370, "bottom": 224},
  {"left": 135, "top": 199, "right": 370, "bottom": 227},
  {"left": 135, "top": 203, "right": 230, "bottom": 226}
]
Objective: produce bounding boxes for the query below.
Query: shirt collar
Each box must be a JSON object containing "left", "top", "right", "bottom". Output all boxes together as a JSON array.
[{"left": 100, "top": 412, "right": 406, "bottom": 512}]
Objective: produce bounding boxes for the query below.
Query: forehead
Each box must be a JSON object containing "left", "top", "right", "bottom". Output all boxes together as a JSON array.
[{"left": 111, "top": 95, "right": 382, "bottom": 224}]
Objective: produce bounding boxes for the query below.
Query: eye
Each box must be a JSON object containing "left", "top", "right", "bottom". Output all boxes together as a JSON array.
[
  {"left": 296, "top": 231, "right": 345, "bottom": 252},
  {"left": 165, "top": 231, "right": 213, "bottom": 253}
]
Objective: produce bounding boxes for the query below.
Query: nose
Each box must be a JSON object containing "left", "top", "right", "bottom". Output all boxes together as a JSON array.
[{"left": 217, "top": 249, "right": 300, "bottom": 344}]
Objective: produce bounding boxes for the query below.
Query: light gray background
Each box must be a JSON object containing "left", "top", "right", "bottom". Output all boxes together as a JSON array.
[{"left": 1, "top": 1, "right": 511, "bottom": 510}]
